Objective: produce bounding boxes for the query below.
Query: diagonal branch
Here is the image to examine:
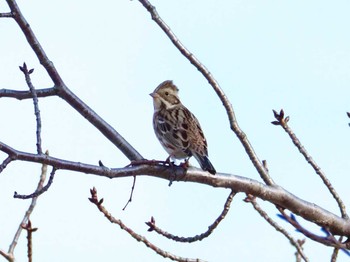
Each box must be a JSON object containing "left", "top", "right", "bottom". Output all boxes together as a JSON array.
[
  {"left": 89, "top": 187, "right": 206, "bottom": 262},
  {"left": 278, "top": 207, "right": 348, "bottom": 250},
  {"left": 137, "top": 0, "right": 274, "bottom": 186},
  {"left": 0, "top": 156, "right": 13, "bottom": 173},
  {"left": 2, "top": 152, "right": 48, "bottom": 261},
  {"left": 244, "top": 194, "right": 309, "bottom": 262},
  {"left": 5, "top": 0, "right": 143, "bottom": 162},
  {"left": 272, "top": 109, "right": 348, "bottom": 220},
  {"left": 331, "top": 236, "right": 343, "bottom": 262},
  {"left": 6, "top": 0, "right": 62, "bottom": 85},
  {"left": 0, "top": 250, "right": 12, "bottom": 262},
  {"left": 146, "top": 190, "right": 236, "bottom": 243}
]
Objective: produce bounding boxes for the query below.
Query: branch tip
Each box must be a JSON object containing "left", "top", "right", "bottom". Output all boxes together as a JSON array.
[
  {"left": 272, "top": 109, "right": 289, "bottom": 127},
  {"left": 13, "top": 167, "right": 56, "bottom": 199},
  {"left": 243, "top": 194, "right": 256, "bottom": 203},
  {"left": 146, "top": 216, "right": 156, "bottom": 232}
]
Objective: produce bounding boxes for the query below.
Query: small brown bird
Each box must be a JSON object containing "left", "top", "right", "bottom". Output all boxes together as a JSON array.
[{"left": 150, "top": 80, "right": 216, "bottom": 174}]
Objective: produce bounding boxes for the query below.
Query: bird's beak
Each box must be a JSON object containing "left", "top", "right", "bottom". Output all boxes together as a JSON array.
[{"left": 149, "top": 92, "right": 158, "bottom": 98}]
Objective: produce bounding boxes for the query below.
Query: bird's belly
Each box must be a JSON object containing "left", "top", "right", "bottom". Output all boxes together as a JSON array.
[{"left": 161, "top": 142, "right": 188, "bottom": 159}]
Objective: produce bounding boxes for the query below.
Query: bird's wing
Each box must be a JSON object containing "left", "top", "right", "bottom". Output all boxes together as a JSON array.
[
  {"left": 183, "top": 107, "right": 208, "bottom": 157},
  {"left": 154, "top": 108, "right": 191, "bottom": 152}
]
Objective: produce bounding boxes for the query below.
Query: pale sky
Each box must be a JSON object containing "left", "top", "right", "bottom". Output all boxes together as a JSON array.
[{"left": 1, "top": 0, "right": 350, "bottom": 261}]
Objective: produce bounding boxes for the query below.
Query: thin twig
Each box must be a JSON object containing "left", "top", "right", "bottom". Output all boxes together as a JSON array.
[
  {"left": 137, "top": 0, "right": 274, "bottom": 185},
  {"left": 0, "top": 156, "right": 13, "bottom": 173},
  {"left": 14, "top": 166, "right": 56, "bottom": 199},
  {"left": 89, "top": 187, "right": 206, "bottom": 262},
  {"left": 122, "top": 175, "right": 137, "bottom": 210},
  {"left": 7, "top": 152, "right": 48, "bottom": 258},
  {"left": 244, "top": 194, "right": 309, "bottom": 262},
  {"left": 21, "top": 220, "right": 38, "bottom": 262},
  {"left": 331, "top": 236, "right": 343, "bottom": 262},
  {"left": 295, "top": 239, "right": 306, "bottom": 262},
  {"left": 272, "top": 109, "right": 348, "bottom": 219},
  {"left": 19, "top": 63, "right": 42, "bottom": 154},
  {"left": 0, "top": 87, "right": 57, "bottom": 100},
  {"left": 146, "top": 190, "right": 236, "bottom": 242},
  {"left": 0, "top": 12, "right": 13, "bottom": 18},
  {"left": 261, "top": 159, "right": 309, "bottom": 262}
]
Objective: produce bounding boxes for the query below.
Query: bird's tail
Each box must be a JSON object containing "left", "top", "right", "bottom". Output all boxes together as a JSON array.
[{"left": 195, "top": 154, "right": 216, "bottom": 175}]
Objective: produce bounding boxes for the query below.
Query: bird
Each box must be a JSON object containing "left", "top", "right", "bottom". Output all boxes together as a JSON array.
[{"left": 150, "top": 80, "right": 216, "bottom": 174}]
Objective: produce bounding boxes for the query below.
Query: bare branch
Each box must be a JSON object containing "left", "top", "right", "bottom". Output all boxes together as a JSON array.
[
  {"left": 21, "top": 220, "right": 38, "bottom": 262},
  {"left": 19, "top": 63, "right": 42, "bottom": 154},
  {"left": 295, "top": 239, "right": 306, "bottom": 262},
  {"left": 278, "top": 208, "right": 349, "bottom": 250},
  {"left": 7, "top": 151, "right": 48, "bottom": 258},
  {"left": 137, "top": 0, "right": 273, "bottom": 186},
  {"left": 272, "top": 109, "right": 348, "bottom": 219},
  {"left": 122, "top": 175, "right": 136, "bottom": 210},
  {"left": 0, "top": 250, "right": 13, "bottom": 262},
  {"left": 1, "top": 141, "right": 350, "bottom": 239},
  {"left": 0, "top": 87, "right": 57, "bottom": 100},
  {"left": 331, "top": 236, "right": 343, "bottom": 262},
  {"left": 2, "top": 1, "right": 350, "bottom": 259},
  {"left": 14, "top": 167, "right": 56, "bottom": 199},
  {"left": 100, "top": 160, "right": 137, "bottom": 211},
  {"left": 146, "top": 190, "right": 236, "bottom": 243},
  {"left": 0, "top": 156, "right": 13, "bottom": 173},
  {"left": 89, "top": 187, "right": 206, "bottom": 262},
  {"left": 0, "top": 12, "right": 13, "bottom": 18},
  {"left": 244, "top": 194, "right": 309, "bottom": 262},
  {"left": 5, "top": 0, "right": 143, "bottom": 161}
]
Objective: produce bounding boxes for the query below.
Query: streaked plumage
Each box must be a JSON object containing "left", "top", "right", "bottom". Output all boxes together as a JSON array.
[{"left": 150, "top": 80, "right": 216, "bottom": 174}]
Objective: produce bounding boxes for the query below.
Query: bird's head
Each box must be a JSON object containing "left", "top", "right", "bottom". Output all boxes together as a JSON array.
[{"left": 150, "top": 80, "right": 181, "bottom": 111}]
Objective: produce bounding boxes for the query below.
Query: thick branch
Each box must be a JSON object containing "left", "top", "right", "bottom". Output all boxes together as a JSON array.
[
  {"left": 1, "top": 141, "right": 350, "bottom": 239},
  {"left": 6, "top": 0, "right": 62, "bottom": 85},
  {"left": 5, "top": 0, "right": 143, "bottom": 162},
  {"left": 57, "top": 87, "right": 144, "bottom": 161}
]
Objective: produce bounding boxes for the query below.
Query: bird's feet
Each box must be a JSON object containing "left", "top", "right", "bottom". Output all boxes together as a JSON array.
[
  {"left": 179, "top": 158, "right": 190, "bottom": 170},
  {"left": 125, "top": 159, "right": 173, "bottom": 168}
]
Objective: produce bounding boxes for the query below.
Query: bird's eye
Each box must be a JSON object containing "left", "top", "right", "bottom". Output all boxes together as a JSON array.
[{"left": 165, "top": 92, "right": 169, "bottom": 96}]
